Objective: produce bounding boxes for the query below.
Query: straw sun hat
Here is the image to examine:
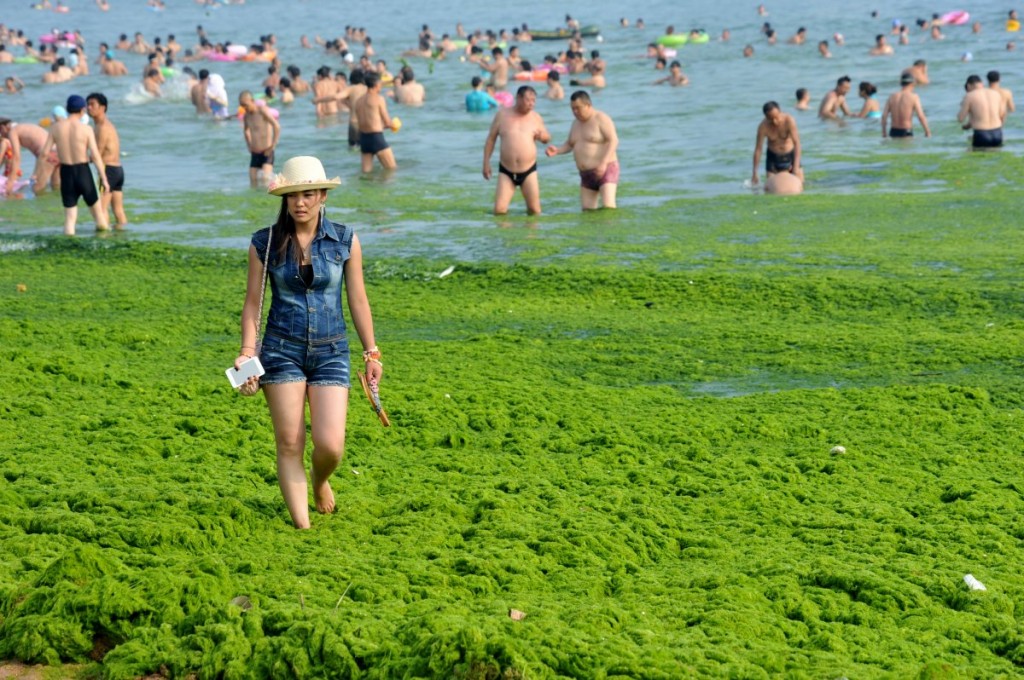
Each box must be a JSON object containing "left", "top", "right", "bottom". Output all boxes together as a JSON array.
[{"left": 267, "top": 156, "right": 341, "bottom": 196}]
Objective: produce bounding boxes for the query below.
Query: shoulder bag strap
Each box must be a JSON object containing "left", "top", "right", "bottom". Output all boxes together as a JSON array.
[{"left": 255, "top": 225, "right": 272, "bottom": 352}]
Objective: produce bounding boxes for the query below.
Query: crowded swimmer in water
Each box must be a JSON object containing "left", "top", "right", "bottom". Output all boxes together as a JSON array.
[
  {"left": 752, "top": 100, "right": 803, "bottom": 195},
  {"left": 854, "top": 82, "right": 880, "bottom": 119},
  {"left": 882, "top": 73, "right": 931, "bottom": 139}
]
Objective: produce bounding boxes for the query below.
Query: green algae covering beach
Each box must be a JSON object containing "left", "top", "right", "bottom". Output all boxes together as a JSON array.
[{"left": 2, "top": 153, "right": 1024, "bottom": 678}]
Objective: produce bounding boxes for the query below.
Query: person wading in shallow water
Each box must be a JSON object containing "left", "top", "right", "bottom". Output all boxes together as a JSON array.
[
  {"left": 751, "top": 100, "right": 803, "bottom": 188},
  {"left": 545, "top": 90, "right": 620, "bottom": 210},
  {"left": 482, "top": 85, "right": 551, "bottom": 215},
  {"left": 234, "top": 156, "right": 382, "bottom": 529}
]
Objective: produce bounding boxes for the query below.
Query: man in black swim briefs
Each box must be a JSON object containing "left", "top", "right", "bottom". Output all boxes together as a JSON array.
[
  {"left": 240, "top": 89, "right": 280, "bottom": 187},
  {"left": 971, "top": 128, "right": 1003, "bottom": 147},
  {"left": 765, "top": 148, "right": 795, "bottom": 173},
  {"left": 359, "top": 130, "right": 389, "bottom": 156},
  {"left": 42, "top": 94, "right": 109, "bottom": 235},
  {"left": 353, "top": 72, "right": 398, "bottom": 172},
  {"left": 752, "top": 100, "right": 803, "bottom": 186},
  {"left": 482, "top": 86, "right": 551, "bottom": 214},
  {"left": 882, "top": 73, "right": 931, "bottom": 139},
  {"left": 88, "top": 92, "right": 128, "bottom": 228},
  {"left": 958, "top": 74, "right": 1007, "bottom": 149},
  {"left": 498, "top": 162, "right": 536, "bottom": 187}
]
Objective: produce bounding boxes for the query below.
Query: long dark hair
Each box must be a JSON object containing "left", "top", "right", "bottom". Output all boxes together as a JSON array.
[{"left": 272, "top": 197, "right": 298, "bottom": 265}]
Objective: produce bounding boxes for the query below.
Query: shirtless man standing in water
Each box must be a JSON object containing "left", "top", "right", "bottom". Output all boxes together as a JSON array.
[
  {"left": 240, "top": 89, "right": 280, "bottom": 186},
  {"left": 545, "top": 90, "right": 619, "bottom": 209},
  {"left": 882, "top": 72, "right": 931, "bottom": 138},
  {"left": 354, "top": 72, "right": 397, "bottom": 173},
  {"left": 0, "top": 118, "right": 58, "bottom": 192},
  {"left": 751, "top": 101, "right": 803, "bottom": 187},
  {"left": 483, "top": 85, "right": 551, "bottom": 215},
  {"left": 312, "top": 66, "right": 339, "bottom": 118},
  {"left": 818, "top": 75, "right": 852, "bottom": 120},
  {"left": 87, "top": 92, "right": 127, "bottom": 228},
  {"left": 958, "top": 74, "right": 1007, "bottom": 148},
  {"left": 41, "top": 95, "right": 109, "bottom": 234}
]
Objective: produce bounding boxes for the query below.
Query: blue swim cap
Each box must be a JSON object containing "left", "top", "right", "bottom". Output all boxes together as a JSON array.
[
  {"left": 66, "top": 94, "right": 86, "bottom": 113},
  {"left": 52, "top": 105, "right": 68, "bottom": 119}
]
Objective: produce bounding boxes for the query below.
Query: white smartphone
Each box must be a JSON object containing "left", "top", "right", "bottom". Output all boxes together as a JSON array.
[{"left": 226, "top": 356, "right": 265, "bottom": 389}]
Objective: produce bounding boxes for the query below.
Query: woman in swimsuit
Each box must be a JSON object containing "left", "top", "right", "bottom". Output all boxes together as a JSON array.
[{"left": 855, "top": 82, "right": 881, "bottom": 119}]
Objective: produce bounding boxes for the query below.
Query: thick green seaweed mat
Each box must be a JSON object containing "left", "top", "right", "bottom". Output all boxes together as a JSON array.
[{"left": 1, "top": 179, "right": 1024, "bottom": 678}]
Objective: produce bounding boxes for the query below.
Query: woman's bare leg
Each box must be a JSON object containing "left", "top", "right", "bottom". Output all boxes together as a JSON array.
[
  {"left": 263, "top": 382, "right": 311, "bottom": 528},
  {"left": 307, "top": 385, "right": 349, "bottom": 514}
]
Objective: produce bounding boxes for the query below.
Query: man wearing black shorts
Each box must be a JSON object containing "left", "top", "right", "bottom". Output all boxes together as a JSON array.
[
  {"left": 42, "top": 94, "right": 108, "bottom": 235},
  {"left": 87, "top": 92, "right": 128, "bottom": 228},
  {"left": 752, "top": 100, "right": 804, "bottom": 187}
]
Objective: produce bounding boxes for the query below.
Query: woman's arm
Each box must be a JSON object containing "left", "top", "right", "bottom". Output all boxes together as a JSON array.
[
  {"left": 236, "top": 244, "right": 265, "bottom": 368},
  {"left": 344, "top": 234, "right": 382, "bottom": 383}
]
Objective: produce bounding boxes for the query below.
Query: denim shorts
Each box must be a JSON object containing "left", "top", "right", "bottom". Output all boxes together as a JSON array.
[{"left": 259, "top": 333, "right": 350, "bottom": 388}]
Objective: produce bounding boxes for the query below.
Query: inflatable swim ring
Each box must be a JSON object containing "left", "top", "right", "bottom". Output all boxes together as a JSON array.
[
  {"left": 1008, "top": 19, "right": 1021, "bottom": 31},
  {"left": 226, "top": 44, "right": 247, "bottom": 56},
  {"left": 14, "top": 56, "right": 39, "bottom": 64},
  {"left": 160, "top": 66, "right": 176, "bottom": 77},
  {"left": 493, "top": 90, "right": 513, "bottom": 107},
  {"left": 40, "top": 32, "right": 75, "bottom": 44},
  {"left": 940, "top": 10, "right": 970, "bottom": 26},
  {"left": 0, "top": 176, "right": 31, "bottom": 193},
  {"left": 688, "top": 32, "right": 710, "bottom": 44},
  {"left": 204, "top": 51, "right": 237, "bottom": 62},
  {"left": 236, "top": 101, "right": 279, "bottom": 120},
  {"left": 656, "top": 34, "right": 688, "bottom": 47},
  {"left": 514, "top": 70, "right": 548, "bottom": 81}
]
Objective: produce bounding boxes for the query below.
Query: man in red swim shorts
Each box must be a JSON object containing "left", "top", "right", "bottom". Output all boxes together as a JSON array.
[{"left": 545, "top": 90, "right": 619, "bottom": 210}]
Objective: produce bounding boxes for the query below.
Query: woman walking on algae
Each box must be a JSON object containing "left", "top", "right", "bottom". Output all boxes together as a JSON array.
[{"left": 232, "top": 156, "right": 383, "bottom": 529}]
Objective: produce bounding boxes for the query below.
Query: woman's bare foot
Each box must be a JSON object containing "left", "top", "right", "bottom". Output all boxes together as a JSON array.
[{"left": 312, "top": 475, "right": 336, "bottom": 514}]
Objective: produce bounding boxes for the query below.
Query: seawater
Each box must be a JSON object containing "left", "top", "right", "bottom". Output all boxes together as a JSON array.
[{"left": 0, "top": 0, "right": 1020, "bottom": 203}]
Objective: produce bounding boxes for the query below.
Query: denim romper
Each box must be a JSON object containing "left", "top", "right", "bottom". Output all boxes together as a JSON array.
[{"left": 251, "top": 217, "right": 354, "bottom": 388}]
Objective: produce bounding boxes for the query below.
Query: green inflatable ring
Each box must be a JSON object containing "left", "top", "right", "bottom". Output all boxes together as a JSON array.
[{"left": 656, "top": 35, "right": 688, "bottom": 47}]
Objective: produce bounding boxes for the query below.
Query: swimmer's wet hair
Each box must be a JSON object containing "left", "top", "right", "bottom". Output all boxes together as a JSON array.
[
  {"left": 570, "top": 90, "right": 591, "bottom": 104},
  {"left": 516, "top": 85, "right": 537, "bottom": 98},
  {"left": 762, "top": 100, "right": 780, "bottom": 114},
  {"left": 795, "top": 88, "right": 807, "bottom": 99},
  {"left": 987, "top": 70, "right": 1000, "bottom": 82},
  {"left": 86, "top": 92, "right": 108, "bottom": 109},
  {"left": 837, "top": 75, "right": 851, "bottom": 86}
]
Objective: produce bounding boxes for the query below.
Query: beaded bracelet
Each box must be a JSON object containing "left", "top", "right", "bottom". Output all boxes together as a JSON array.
[{"left": 362, "top": 347, "right": 382, "bottom": 362}]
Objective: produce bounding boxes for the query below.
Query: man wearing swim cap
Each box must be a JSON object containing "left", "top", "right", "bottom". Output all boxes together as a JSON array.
[{"left": 41, "top": 94, "right": 109, "bottom": 234}]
